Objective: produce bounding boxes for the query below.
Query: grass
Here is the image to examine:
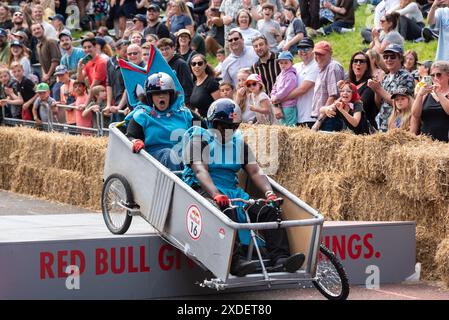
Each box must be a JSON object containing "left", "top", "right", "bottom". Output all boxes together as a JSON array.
[{"left": 207, "top": 4, "right": 438, "bottom": 69}]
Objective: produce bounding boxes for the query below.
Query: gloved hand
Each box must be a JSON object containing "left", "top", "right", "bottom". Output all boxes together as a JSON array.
[
  {"left": 213, "top": 194, "right": 230, "bottom": 208},
  {"left": 265, "top": 190, "right": 277, "bottom": 203},
  {"left": 132, "top": 139, "right": 145, "bottom": 153}
]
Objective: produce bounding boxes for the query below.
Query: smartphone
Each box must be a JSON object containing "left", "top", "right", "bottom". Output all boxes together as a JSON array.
[
  {"left": 82, "top": 54, "right": 93, "bottom": 64},
  {"left": 126, "top": 19, "right": 134, "bottom": 29},
  {"left": 423, "top": 75, "right": 432, "bottom": 86}
]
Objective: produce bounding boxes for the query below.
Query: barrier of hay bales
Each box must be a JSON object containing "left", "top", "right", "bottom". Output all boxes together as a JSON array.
[
  {"left": 435, "top": 237, "right": 449, "bottom": 287},
  {"left": 0, "top": 126, "right": 107, "bottom": 210},
  {"left": 2, "top": 125, "right": 449, "bottom": 284}
]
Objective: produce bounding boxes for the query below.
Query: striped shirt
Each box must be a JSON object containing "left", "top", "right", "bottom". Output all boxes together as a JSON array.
[{"left": 251, "top": 52, "right": 281, "bottom": 97}]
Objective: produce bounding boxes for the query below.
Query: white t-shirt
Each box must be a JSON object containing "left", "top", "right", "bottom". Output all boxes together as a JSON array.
[
  {"left": 294, "top": 59, "right": 319, "bottom": 124},
  {"left": 237, "top": 27, "right": 262, "bottom": 47},
  {"left": 435, "top": 7, "right": 449, "bottom": 61}
]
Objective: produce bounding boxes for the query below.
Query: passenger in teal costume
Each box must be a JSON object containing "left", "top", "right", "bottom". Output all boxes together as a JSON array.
[
  {"left": 182, "top": 98, "right": 305, "bottom": 277},
  {"left": 126, "top": 72, "right": 193, "bottom": 171}
]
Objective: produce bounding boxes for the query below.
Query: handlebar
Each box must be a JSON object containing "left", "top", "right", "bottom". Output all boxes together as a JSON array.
[{"left": 229, "top": 197, "right": 284, "bottom": 207}]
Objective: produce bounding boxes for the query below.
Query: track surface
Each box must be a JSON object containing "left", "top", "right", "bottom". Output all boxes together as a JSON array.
[{"left": 1, "top": 190, "right": 448, "bottom": 300}]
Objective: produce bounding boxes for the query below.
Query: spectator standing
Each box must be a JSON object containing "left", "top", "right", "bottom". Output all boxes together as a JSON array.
[
  {"left": 10, "top": 62, "right": 36, "bottom": 121},
  {"left": 221, "top": 30, "right": 259, "bottom": 88},
  {"left": 57, "top": 65, "right": 77, "bottom": 125},
  {"left": 235, "top": 68, "right": 257, "bottom": 123},
  {"left": 49, "top": 13, "right": 70, "bottom": 38},
  {"left": 412, "top": 60, "right": 449, "bottom": 141},
  {"left": 0, "top": 3, "right": 13, "bottom": 30},
  {"left": 31, "top": 4, "right": 57, "bottom": 40},
  {"left": 246, "top": 73, "right": 275, "bottom": 124},
  {"left": 0, "top": 67, "right": 23, "bottom": 119},
  {"left": 235, "top": 9, "right": 262, "bottom": 47},
  {"left": 143, "top": 4, "right": 171, "bottom": 40},
  {"left": 387, "top": 87, "right": 413, "bottom": 131},
  {"left": 285, "top": 37, "right": 319, "bottom": 127},
  {"left": 32, "top": 22, "right": 61, "bottom": 86},
  {"left": 257, "top": 3, "right": 282, "bottom": 52},
  {"left": 251, "top": 35, "right": 281, "bottom": 96},
  {"left": 270, "top": 51, "right": 298, "bottom": 126},
  {"left": 0, "top": 28, "right": 10, "bottom": 65},
  {"left": 189, "top": 54, "right": 221, "bottom": 117},
  {"left": 310, "top": 41, "right": 345, "bottom": 119},
  {"left": 59, "top": 31, "right": 85, "bottom": 77},
  {"left": 368, "top": 44, "right": 415, "bottom": 132},
  {"left": 11, "top": 11, "right": 30, "bottom": 39},
  {"left": 427, "top": 0, "right": 449, "bottom": 61},
  {"left": 175, "top": 29, "right": 198, "bottom": 64},
  {"left": 32, "top": 82, "right": 58, "bottom": 125},
  {"left": 157, "top": 38, "right": 194, "bottom": 107},
  {"left": 8, "top": 40, "right": 32, "bottom": 80},
  {"left": 77, "top": 37, "right": 108, "bottom": 96},
  {"left": 214, "top": 48, "right": 226, "bottom": 77}
]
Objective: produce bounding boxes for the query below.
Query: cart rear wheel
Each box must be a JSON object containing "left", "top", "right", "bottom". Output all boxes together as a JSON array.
[
  {"left": 313, "top": 244, "right": 349, "bottom": 300},
  {"left": 102, "top": 174, "right": 133, "bottom": 234}
]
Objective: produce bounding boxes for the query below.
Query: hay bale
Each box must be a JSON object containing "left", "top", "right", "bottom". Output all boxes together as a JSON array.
[
  {"left": 435, "top": 237, "right": 449, "bottom": 287},
  {"left": 0, "top": 161, "right": 15, "bottom": 190},
  {"left": 416, "top": 226, "right": 442, "bottom": 281},
  {"left": 386, "top": 142, "right": 449, "bottom": 201}
]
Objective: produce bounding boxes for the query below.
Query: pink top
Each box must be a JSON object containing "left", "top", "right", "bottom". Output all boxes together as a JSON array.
[{"left": 75, "top": 94, "right": 92, "bottom": 128}]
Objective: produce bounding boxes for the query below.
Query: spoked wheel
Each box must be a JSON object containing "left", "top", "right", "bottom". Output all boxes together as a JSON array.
[
  {"left": 313, "top": 244, "right": 350, "bottom": 300},
  {"left": 102, "top": 174, "right": 133, "bottom": 234}
]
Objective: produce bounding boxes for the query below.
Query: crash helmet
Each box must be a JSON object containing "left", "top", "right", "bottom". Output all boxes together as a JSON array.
[
  {"left": 144, "top": 72, "right": 177, "bottom": 106},
  {"left": 206, "top": 98, "right": 242, "bottom": 129}
]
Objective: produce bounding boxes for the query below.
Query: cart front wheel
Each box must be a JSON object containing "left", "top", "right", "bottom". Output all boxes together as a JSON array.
[
  {"left": 102, "top": 174, "right": 133, "bottom": 234},
  {"left": 313, "top": 244, "right": 350, "bottom": 300}
]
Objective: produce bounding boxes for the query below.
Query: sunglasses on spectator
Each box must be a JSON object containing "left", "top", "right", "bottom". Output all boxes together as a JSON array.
[
  {"left": 14, "top": 12, "right": 23, "bottom": 16},
  {"left": 127, "top": 51, "right": 140, "bottom": 56},
  {"left": 298, "top": 47, "right": 311, "bottom": 53},
  {"left": 246, "top": 82, "right": 258, "bottom": 87},
  {"left": 228, "top": 37, "right": 240, "bottom": 43},
  {"left": 382, "top": 54, "right": 397, "bottom": 60},
  {"left": 353, "top": 59, "right": 367, "bottom": 64},
  {"left": 191, "top": 61, "right": 204, "bottom": 67},
  {"left": 431, "top": 72, "right": 443, "bottom": 78}
]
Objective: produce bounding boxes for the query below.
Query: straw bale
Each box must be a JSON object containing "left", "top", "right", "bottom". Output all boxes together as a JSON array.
[
  {"left": 385, "top": 142, "right": 449, "bottom": 201},
  {"left": 435, "top": 237, "right": 449, "bottom": 286},
  {"left": 416, "top": 226, "right": 442, "bottom": 281},
  {"left": 0, "top": 161, "right": 15, "bottom": 190}
]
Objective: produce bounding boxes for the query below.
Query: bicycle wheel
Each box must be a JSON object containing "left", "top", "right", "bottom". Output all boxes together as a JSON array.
[
  {"left": 313, "top": 244, "right": 350, "bottom": 300},
  {"left": 102, "top": 174, "right": 133, "bottom": 234}
]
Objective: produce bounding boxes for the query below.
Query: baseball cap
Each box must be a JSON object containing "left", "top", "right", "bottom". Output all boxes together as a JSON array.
[
  {"left": 313, "top": 41, "right": 332, "bottom": 55},
  {"left": 10, "top": 40, "right": 24, "bottom": 47},
  {"left": 133, "top": 14, "right": 147, "bottom": 23},
  {"left": 147, "top": 4, "right": 161, "bottom": 12},
  {"left": 0, "top": 28, "right": 7, "bottom": 37},
  {"left": 417, "top": 60, "right": 433, "bottom": 70},
  {"left": 54, "top": 65, "right": 68, "bottom": 76},
  {"left": 94, "top": 36, "right": 106, "bottom": 48},
  {"left": 245, "top": 73, "right": 263, "bottom": 85},
  {"left": 58, "top": 30, "right": 72, "bottom": 40},
  {"left": 384, "top": 43, "right": 403, "bottom": 55},
  {"left": 175, "top": 28, "right": 191, "bottom": 38},
  {"left": 297, "top": 37, "right": 314, "bottom": 49},
  {"left": 49, "top": 14, "right": 65, "bottom": 23},
  {"left": 391, "top": 87, "right": 412, "bottom": 99},
  {"left": 36, "top": 83, "right": 50, "bottom": 92},
  {"left": 115, "top": 38, "right": 131, "bottom": 49},
  {"left": 277, "top": 51, "right": 294, "bottom": 61}
]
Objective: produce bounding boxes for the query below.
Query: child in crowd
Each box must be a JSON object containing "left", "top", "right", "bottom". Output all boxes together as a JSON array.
[
  {"left": 0, "top": 67, "right": 23, "bottom": 120},
  {"left": 235, "top": 68, "right": 257, "bottom": 123},
  {"left": 246, "top": 73, "right": 275, "bottom": 125},
  {"left": 387, "top": 88, "right": 413, "bottom": 131},
  {"left": 84, "top": 85, "right": 111, "bottom": 129},
  {"left": 73, "top": 81, "right": 91, "bottom": 133},
  {"left": 214, "top": 48, "right": 226, "bottom": 78},
  {"left": 314, "top": 80, "right": 370, "bottom": 135},
  {"left": 219, "top": 82, "right": 235, "bottom": 99},
  {"left": 32, "top": 82, "right": 58, "bottom": 125},
  {"left": 10, "top": 62, "right": 36, "bottom": 121},
  {"left": 270, "top": 51, "right": 297, "bottom": 126},
  {"left": 57, "top": 65, "right": 76, "bottom": 125},
  {"left": 257, "top": 3, "right": 282, "bottom": 52}
]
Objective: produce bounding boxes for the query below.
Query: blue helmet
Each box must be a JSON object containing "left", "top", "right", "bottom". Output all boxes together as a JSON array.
[
  {"left": 206, "top": 98, "right": 242, "bottom": 128},
  {"left": 144, "top": 72, "right": 177, "bottom": 106}
]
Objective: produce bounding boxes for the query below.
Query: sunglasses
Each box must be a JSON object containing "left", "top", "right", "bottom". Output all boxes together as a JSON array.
[
  {"left": 191, "top": 61, "right": 204, "bottom": 67},
  {"left": 14, "top": 12, "right": 23, "bottom": 16},
  {"left": 298, "top": 47, "right": 311, "bottom": 53},
  {"left": 246, "top": 82, "right": 258, "bottom": 87},
  {"left": 430, "top": 72, "right": 443, "bottom": 78},
  {"left": 127, "top": 51, "right": 140, "bottom": 56},
  {"left": 228, "top": 37, "right": 240, "bottom": 43},
  {"left": 382, "top": 54, "right": 397, "bottom": 60},
  {"left": 353, "top": 59, "right": 367, "bottom": 64}
]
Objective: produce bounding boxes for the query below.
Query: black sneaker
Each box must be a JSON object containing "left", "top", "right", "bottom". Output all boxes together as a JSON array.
[
  {"left": 272, "top": 253, "right": 306, "bottom": 273},
  {"left": 422, "top": 27, "right": 439, "bottom": 43},
  {"left": 230, "top": 259, "right": 259, "bottom": 277}
]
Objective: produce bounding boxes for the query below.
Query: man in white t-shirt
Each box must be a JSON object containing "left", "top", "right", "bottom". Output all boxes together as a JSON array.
[{"left": 428, "top": 0, "right": 449, "bottom": 61}]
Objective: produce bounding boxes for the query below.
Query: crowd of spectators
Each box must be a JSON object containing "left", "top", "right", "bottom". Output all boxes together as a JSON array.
[{"left": 0, "top": 0, "right": 448, "bottom": 142}]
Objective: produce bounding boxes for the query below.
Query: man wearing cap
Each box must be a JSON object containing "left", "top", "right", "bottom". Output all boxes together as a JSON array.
[
  {"left": 106, "top": 39, "right": 130, "bottom": 123},
  {"left": 367, "top": 43, "right": 414, "bottom": 132},
  {"left": 60, "top": 32, "right": 85, "bottom": 77},
  {"left": 251, "top": 35, "right": 280, "bottom": 96},
  {"left": 277, "top": 37, "right": 319, "bottom": 128},
  {"left": 310, "top": 40, "right": 345, "bottom": 120},
  {"left": 133, "top": 14, "right": 147, "bottom": 34},
  {"left": 56, "top": 64, "right": 77, "bottom": 125},
  {"left": 221, "top": 29, "right": 259, "bottom": 88},
  {"left": 143, "top": 4, "right": 171, "bottom": 40},
  {"left": 0, "top": 28, "right": 10, "bottom": 65},
  {"left": 31, "top": 22, "right": 62, "bottom": 85},
  {"left": 49, "top": 14, "right": 71, "bottom": 38}
]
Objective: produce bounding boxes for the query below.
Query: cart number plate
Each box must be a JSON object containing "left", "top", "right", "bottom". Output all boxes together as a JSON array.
[{"left": 186, "top": 205, "right": 202, "bottom": 240}]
